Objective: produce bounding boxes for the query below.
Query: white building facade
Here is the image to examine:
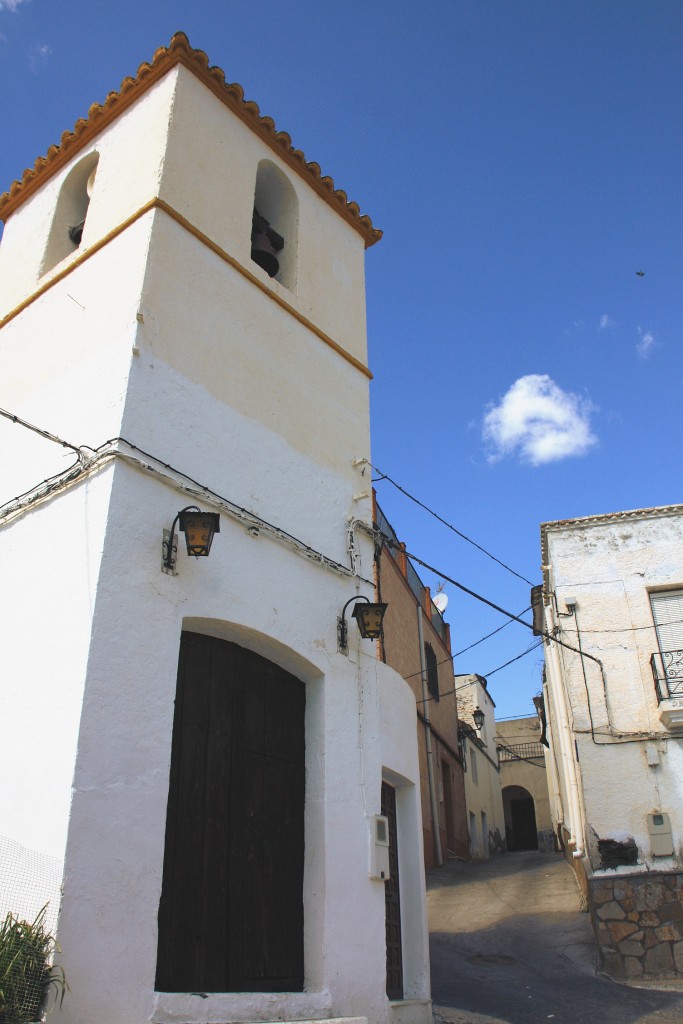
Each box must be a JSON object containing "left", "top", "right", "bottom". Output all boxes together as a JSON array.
[
  {"left": 0, "top": 34, "right": 431, "bottom": 1024},
  {"left": 454, "top": 675, "right": 505, "bottom": 859},
  {"left": 540, "top": 504, "right": 683, "bottom": 981}
]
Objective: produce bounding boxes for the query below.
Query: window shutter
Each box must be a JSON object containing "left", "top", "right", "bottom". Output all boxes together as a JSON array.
[{"left": 651, "top": 591, "right": 683, "bottom": 654}]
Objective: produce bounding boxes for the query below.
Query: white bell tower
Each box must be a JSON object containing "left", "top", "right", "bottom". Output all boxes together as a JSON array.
[{"left": 0, "top": 34, "right": 430, "bottom": 1024}]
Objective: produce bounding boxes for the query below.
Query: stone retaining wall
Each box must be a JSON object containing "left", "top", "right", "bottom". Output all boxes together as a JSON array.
[{"left": 589, "top": 870, "right": 683, "bottom": 980}]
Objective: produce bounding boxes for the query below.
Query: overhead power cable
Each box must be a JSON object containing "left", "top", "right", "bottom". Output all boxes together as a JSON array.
[
  {"left": 496, "top": 742, "right": 546, "bottom": 769},
  {"left": 484, "top": 638, "right": 544, "bottom": 678},
  {"left": 0, "top": 410, "right": 372, "bottom": 583},
  {"left": 454, "top": 607, "right": 531, "bottom": 657},
  {"left": 378, "top": 534, "right": 613, "bottom": 670},
  {"left": 371, "top": 462, "right": 534, "bottom": 586},
  {"left": 402, "top": 605, "right": 532, "bottom": 683},
  {"left": 0, "top": 406, "right": 84, "bottom": 454}
]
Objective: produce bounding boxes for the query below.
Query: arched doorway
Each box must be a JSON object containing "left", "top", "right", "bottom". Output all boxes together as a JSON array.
[
  {"left": 503, "top": 785, "right": 538, "bottom": 851},
  {"left": 156, "top": 631, "right": 305, "bottom": 992}
]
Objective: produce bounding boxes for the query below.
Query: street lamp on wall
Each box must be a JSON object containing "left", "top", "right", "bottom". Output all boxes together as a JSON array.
[
  {"left": 473, "top": 707, "right": 485, "bottom": 732},
  {"left": 162, "top": 506, "right": 220, "bottom": 575},
  {"left": 338, "top": 595, "right": 388, "bottom": 654}
]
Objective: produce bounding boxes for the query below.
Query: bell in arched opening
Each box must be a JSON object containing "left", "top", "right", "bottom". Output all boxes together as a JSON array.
[{"left": 251, "top": 208, "right": 284, "bottom": 278}]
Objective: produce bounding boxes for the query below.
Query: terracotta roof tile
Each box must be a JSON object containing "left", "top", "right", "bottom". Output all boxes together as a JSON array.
[{"left": 0, "top": 32, "right": 382, "bottom": 247}]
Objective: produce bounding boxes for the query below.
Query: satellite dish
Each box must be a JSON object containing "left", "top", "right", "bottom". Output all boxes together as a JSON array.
[{"left": 433, "top": 592, "right": 448, "bottom": 614}]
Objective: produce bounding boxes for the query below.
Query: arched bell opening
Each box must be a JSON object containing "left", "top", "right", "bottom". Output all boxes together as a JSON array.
[
  {"left": 41, "top": 152, "right": 99, "bottom": 276},
  {"left": 251, "top": 160, "right": 298, "bottom": 291}
]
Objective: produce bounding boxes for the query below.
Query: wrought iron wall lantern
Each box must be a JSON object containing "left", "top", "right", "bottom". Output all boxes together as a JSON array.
[
  {"left": 473, "top": 707, "right": 485, "bottom": 731},
  {"left": 161, "top": 506, "right": 220, "bottom": 575},
  {"left": 338, "top": 595, "right": 388, "bottom": 654}
]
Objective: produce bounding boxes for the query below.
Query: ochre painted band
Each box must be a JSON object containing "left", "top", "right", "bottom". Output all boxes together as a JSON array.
[{"left": 0, "top": 196, "right": 374, "bottom": 380}]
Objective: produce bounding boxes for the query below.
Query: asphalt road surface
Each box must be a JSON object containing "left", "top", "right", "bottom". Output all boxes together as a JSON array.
[{"left": 428, "top": 850, "right": 683, "bottom": 1024}]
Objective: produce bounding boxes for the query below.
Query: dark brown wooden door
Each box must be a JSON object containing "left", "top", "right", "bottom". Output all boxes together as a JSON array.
[
  {"left": 382, "top": 782, "right": 403, "bottom": 1000},
  {"left": 156, "top": 632, "right": 305, "bottom": 993}
]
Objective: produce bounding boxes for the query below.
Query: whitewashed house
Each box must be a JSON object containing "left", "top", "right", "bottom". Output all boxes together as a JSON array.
[
  {"left": 453, "top": 674, "right": 505, "bottom": 859},
  {"left": 0, "top": 34, "right": 431, "bottom": 1024},
  {"left": 540, "top": 503, "right": 683, "bottom": 981}
]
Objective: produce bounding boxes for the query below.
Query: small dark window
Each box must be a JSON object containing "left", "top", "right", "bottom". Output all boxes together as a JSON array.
[{"left": 425, "top": 642, "right": 439, "bottom": 702}]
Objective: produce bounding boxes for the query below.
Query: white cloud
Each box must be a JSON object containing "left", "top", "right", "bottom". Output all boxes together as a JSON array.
[
  {"left": 636, "top": 327, "right": 656, "bottom": 360},
  {"left": 483, "top": 374, "right": 597, "bottom": 466},
  {"left": 599, "top": 314, "right": 615, "bottom": 330},
  {"left": 0, "top": 0, "right": 29, "bottom": 11},
  {"left": 28, "top": 41, "right": 50, "bottom": 71}
]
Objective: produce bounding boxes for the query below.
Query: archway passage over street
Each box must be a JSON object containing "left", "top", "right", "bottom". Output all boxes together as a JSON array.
[{"left": 502, "top": 785, "right": 538, "bottom": 851}]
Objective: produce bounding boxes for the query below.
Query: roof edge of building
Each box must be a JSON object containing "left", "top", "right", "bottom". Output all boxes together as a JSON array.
[{"left": 0, "top": 32, "right": 382, "bottom": 248}]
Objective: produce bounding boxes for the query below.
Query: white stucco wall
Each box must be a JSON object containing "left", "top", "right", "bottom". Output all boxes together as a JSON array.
[
  {"left": 0, "top": 53, "right": 428, "bottom": 1024},
  {"left": 542, "top": 507, "right": 683, "bottom": 872}
]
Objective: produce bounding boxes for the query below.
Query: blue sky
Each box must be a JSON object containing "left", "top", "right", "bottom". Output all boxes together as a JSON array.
[{"left": 1, "top": 1, "right": 681, "bottom": 718}]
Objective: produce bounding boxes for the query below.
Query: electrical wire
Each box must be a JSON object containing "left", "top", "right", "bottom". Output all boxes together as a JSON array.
[
  {"left": 401, "top": 605, "right": 532, "bottom": 683},
  {"left": 370, "top": 461, "right": 534, "bottom": 586},
  {"left": 454, "top": 607, "right": 531, "bottom": 657},
  {"left": 416, "top": 677, "right": 489, "bottom": 706},
  {"left": 484, "top": 638, "right": 545, "bottom": 678},
  {"left": 0, "top": 406, "right": 84, "bottom": 454},
  {"left": 560, "top": 619, "right": 681, "bottom": 635},
  {"left": 0, "top": 413, "right": 373, "bottom": 583},
  {"left": 496, "top": 742, "right": 546, "bottom": 769}
]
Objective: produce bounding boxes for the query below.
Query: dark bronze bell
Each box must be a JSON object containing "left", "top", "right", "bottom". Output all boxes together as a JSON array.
[
  {"left": 251, "top": 208, "right": 284, "bottom": 278},
  {"left": 251, "top": 232, "right": 280, "bottom": 278}
]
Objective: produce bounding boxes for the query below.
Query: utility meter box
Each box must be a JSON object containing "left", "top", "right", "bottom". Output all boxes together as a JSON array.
[
  {"left": 370, "top": 815, "right": 391, "bottom": 880},
  {"left": 647, "top": 812, "right": 674, "bottom": 857}
]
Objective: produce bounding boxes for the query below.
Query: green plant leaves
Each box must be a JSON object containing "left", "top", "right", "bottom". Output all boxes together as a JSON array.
[{"left": 0, "top": 906, "right": 67, "bottom": 1023}]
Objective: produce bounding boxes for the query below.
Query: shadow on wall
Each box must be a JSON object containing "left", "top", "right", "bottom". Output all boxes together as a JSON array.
[{"left": 488, "top": 827, "right": 506, "bottom": 856}]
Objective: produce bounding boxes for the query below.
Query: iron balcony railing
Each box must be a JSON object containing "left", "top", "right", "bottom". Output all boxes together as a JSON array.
[
  {"left": 497, "top": 742, "right": 546, "bottom": 762},
  {"left": 651, "top": 649, "right": 683, "bottom": 703}
]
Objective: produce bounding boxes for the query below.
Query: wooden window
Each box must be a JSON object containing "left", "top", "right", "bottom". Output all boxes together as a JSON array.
[
  {"left": 651, "top": 590, "right": 683, "bottom": 654},
  {"left": 156, "top": 632, "right": 305, "bottom": 993},
  {"left": 382, "top": 782, "right": 403, "bottom": 1000},
  {"left": 424, "top": 642, "right": 439, "bottom": 702}
]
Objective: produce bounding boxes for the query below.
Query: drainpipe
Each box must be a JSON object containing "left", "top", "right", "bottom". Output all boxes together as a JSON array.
[
  {"left": 417, "top": 606, "right": 443, "bottom": 867},
  {"left": 544, "top": 603, "right": 585, "bottom": 860},
  {"left": 542, "top": 681, "right": 565, "bottom": 834}
]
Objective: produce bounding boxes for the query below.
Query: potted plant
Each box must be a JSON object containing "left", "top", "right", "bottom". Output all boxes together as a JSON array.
[{"left": 0, "top": 906, "right": 66, "bottom": 1023}]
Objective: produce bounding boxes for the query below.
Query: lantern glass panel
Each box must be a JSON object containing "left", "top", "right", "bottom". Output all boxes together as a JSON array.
[
  {"left": 179, "top": 511, "right": 219, "bottom": 557},
  {"left": 353, "top": 602, "right": 387, "bottom": 639}
]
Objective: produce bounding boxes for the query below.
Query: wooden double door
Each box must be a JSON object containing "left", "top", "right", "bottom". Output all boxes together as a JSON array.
[{"left": 156, "top": 632, "right": 305, "bottom": 993}]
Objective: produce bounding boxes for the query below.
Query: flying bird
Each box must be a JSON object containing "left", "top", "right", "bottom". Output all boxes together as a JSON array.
[{"left": 636, "top": 271, "right": 645, "bottom": 277}]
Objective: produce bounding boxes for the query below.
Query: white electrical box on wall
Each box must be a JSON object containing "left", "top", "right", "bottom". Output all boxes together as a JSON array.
[
  {"left": 647, "top": 812, "right": 674, "bottom": 857},
  {"left": 370, "top": 814, "right": 391, "bottom": 880}
]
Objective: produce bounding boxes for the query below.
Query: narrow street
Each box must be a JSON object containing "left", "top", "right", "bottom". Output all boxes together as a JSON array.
[{"left": 428, "top": 851, "right": 683, "bottom": 1024}]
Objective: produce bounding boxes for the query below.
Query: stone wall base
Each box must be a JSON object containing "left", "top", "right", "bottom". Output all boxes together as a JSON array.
[{"left": 589, "top": 870, "right": 683, "bottom": 980}]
